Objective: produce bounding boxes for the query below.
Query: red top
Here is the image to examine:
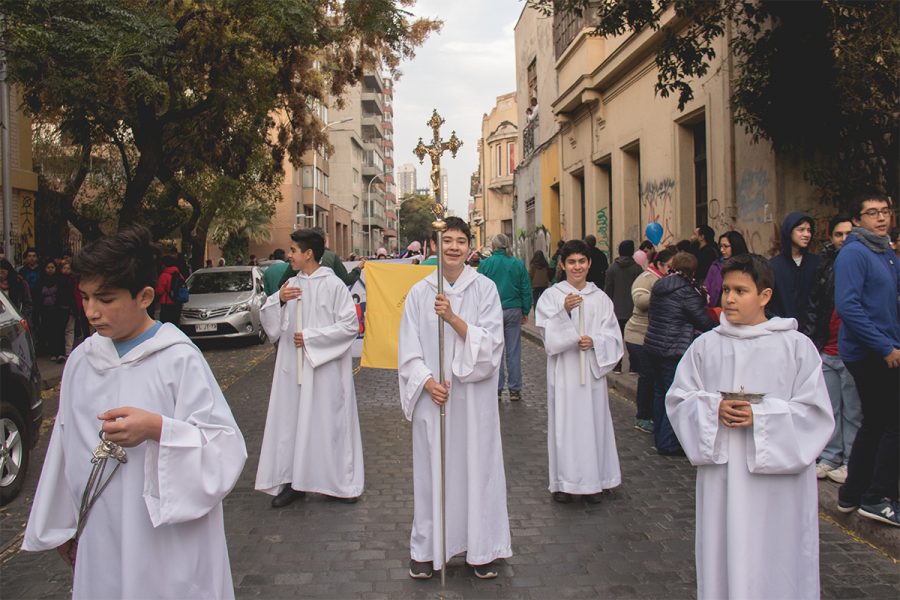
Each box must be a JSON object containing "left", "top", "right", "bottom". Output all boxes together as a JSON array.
[{"left": 822, "top": 308, "right": 841, "bottom": 356}]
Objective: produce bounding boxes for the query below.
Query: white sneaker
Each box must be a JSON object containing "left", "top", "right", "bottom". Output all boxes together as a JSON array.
[
  {"left": 826, "top": 464, "right": 848, "bottom": 484},
  {"left": 815, "top": 462, "right": 834, "bottom": 479}
]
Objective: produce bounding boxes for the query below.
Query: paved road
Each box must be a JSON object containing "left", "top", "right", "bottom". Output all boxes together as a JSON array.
[{"left": 2, "top": 338, "right": 898, "bottom": 598}]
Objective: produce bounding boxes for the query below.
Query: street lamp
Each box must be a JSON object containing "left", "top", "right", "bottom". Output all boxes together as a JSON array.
[
  {"left": 366, "top": 171, "right": 383, "bottom": 257},
  {"left": 312, "top": 117, "right": 353, "bottom": 230}
]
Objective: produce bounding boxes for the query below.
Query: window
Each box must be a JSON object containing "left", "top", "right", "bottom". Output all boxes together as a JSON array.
[
  {"left": 495, "top": 144, "right": 503, "bottom": 177},
  {"left": 302, "top": 166, "right": 313, "bottom": 188},
  {"left": 527, "top": 59, "right": 538, "bottom": 106},
  {"left": 693, "top": 121, "right": 708, "bottom": 227},
  {"left": 502, "top": 219, "right": 513, "bottom": 237},
  {"left": 507, "top": 142, "right": 517, "bottom": 174}
]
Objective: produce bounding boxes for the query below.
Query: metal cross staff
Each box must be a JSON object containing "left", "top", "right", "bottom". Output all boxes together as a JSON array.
[{"left": 413, "top": 109, "right": 461, "bottom": 586}]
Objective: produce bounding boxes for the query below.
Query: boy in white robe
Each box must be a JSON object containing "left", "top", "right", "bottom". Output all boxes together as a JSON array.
[
  {"left": 536, "top": 239, "right": 623, "bottom": 504},
  {"left": 23, "top": 225, "right": 247, "bottom": 599},
  {"left": 666, "top": 254, "right": 834, "bottom": 600},
  {"left": 398, "top": 217, "right": 512, "bottom": 580},
  {"left": 255, "top": 228, "right": 363, "bottom": 506}
]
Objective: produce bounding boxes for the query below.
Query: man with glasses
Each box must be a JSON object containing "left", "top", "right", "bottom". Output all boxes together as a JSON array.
[{"left": 834, "top": 193, "right": 900, "bottom": 527}]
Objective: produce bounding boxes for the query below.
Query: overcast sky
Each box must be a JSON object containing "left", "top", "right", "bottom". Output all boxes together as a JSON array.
[{"left": 393, "top": 0, "right": 523, "bottom": 218}]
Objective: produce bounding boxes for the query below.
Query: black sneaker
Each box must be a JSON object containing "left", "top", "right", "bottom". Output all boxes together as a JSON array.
[
  {"left": 837, "top": 497, "right": 859, "bottom": 513},
  {"left": 472, "top": 562, "right": 498, "bottom": 579},
  {"left": 409, "top": 559, "right": 434, "bottom": 579},
  {"left": 498, "top": 390, "right": 503, "bottom": 402},
  {"left": 552, "top": 491, "right": 574, "bottom": 503},
  {"left": 858, "top": 498, "right": 900, "bottom": 527},
  {"left": 271, "top": 486, "right": 305, "bottom": 508},
  {"left": 509, "top": 390, "right": 521, "bottom": 402},
  {"left": 584, "top": 492, "right": 603, "bottom": 504},
  {"left": 335, "top": 495, "right": 359, "bottom": 504}
]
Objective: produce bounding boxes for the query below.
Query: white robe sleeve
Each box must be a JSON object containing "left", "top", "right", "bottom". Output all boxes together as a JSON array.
[
  {"left": 666, "top": 343, "right": 730, "bottom": 466},
  {"left": 745, "top": 339, "right": 834, "bottom": 475},
  {"left": 142, "top": 350, "right": 247, "bottom": 527},
  {"left": 21, "top": 418, "right": 78, "bottom": 551},
  {"left": 302, "top": 284, "right": 358, "bottom": 368},
  {"left": 586, "top": 296, "right": 624, "bottom": 380},
  {"left": 259, "top": 292, "right": 288, "bottom": 344},
  {"left": 398, "top": 287, "right": 434, "bottom": 421},
  {"left": 450, "top": 282, "right": 504, "bottom": 383},
  {"left": 535, "top": 289, "right": 580, "bottom": 356}
]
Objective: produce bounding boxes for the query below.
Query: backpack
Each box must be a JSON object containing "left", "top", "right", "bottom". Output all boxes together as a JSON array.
[{"left": 168, "top": 271, "right": 189, "bottom": 304}]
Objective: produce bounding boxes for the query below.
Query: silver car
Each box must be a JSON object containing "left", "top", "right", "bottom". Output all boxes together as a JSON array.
[{"left": 178, "top": 267, "right": 269, "bottom": 343}]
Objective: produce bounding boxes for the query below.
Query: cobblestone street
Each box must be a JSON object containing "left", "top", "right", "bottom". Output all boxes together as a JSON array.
[{"left": 1, "top": 338, "right": 898, "bottom": 599}]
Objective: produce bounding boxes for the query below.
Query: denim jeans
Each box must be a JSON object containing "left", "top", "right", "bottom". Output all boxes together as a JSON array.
[
  {"left": 625, "top": 342, "right": 653, "bottom": 420},
  {"left": 648, "top": 353, "right": 683, "bottom": 455},
  {"left": 498, "top": 308, "right": 523, "bottom": 392},
  {"left": 819, "top": 352, "right": 862, "bottom": 468},
  {"left": 840, "top": 353, "right": 900, "bottom": 506}
]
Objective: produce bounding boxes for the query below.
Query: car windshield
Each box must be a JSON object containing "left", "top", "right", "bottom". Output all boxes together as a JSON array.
[{"left": 188, "top": 271, "right": 253, "bottom": 294}]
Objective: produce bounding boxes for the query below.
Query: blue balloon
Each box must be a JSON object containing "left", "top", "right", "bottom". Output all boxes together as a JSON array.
[{"left": 645, "top": 222, "right": 664, "bottom": 246}]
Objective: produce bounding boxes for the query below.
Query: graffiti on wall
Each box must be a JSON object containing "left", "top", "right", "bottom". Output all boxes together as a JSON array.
[
  {"left": 640, "top": 177, "right": 675, "bottom": 245},
  {"left": 707, "top": 168, "right": 777, "bottom": 255},
  {"left": 595, "top": 206, "right": 610, "bottom": 255},
  {"left": 18, "top": 194, "right": 35, "bottom": 256}
]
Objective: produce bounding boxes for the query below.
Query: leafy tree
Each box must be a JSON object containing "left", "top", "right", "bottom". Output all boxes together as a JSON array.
[
  {"left": 398, "top": 192, "right": 435, "bottom": 249},
  {"left": 2, "top": 0, "right": 440, "bottom": 239},
  {"left": 532, "top": 0, "right": 899, "bottom": 207}
]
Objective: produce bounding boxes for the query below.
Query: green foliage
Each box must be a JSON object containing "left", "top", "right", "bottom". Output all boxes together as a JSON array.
[
  {"left": 2, "top": 0, "right": 440, "bottom": 234},
  {"left": 531, "top": 0, "right": 899, "bottom": 206},
  {"left": 398, "top": 192, "right": 435, "bottom": 248}
]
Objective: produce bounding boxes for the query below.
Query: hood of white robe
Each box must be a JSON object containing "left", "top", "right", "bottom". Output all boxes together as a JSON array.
[
  {"left": 716, "top": 313, "right": 797, "bottom": 339},
  {"left": 424, "top": 265, "right": 480, "bottom": 296},
  {"left": 554, "top": 280, "right": 601, "bottom": 296},
  {"left": 289, "top": 266, "right": 335, "bottom": 285},
  {"left": 82, "top": 322, "right": 197, "bottom": 371}
]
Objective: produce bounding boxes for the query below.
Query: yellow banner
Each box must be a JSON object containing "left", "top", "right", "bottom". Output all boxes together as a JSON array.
[{"left": 361, "top": 262, "right": 435, "bottom": 370}]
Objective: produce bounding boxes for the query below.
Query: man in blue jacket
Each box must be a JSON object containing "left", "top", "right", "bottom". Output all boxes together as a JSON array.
[
  {"left": 834, "top": 193, "right": 900, "bottom": 527},
  {"left": 769, "top": 212, "right": 821, "bottom": 330},
  {"left": 478, "top": 233, "right": 532, "bottom": 402}
]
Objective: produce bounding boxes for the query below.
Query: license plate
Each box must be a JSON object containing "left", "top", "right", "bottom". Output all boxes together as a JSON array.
[{"left": 196, "top": 323, "right": 217, "bottom": 332}]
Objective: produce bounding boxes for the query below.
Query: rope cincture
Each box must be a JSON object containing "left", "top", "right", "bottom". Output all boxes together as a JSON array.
[{"left": 75, "top": 431, "right": 127, "bottom": 541}]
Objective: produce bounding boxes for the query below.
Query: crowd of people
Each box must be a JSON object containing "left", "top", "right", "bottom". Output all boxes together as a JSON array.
[{"left": 6, "top": 192, "right": 898, "bottom": 599}]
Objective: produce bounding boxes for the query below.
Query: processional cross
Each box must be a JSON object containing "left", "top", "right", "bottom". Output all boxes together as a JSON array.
[{"left": 412, "top": 110, "right": 461, "bottom": 588}]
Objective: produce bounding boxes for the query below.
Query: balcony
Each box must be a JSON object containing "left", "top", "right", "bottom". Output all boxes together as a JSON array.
[
  {"left": 363, "top": 69, "right": 384, "bottom": 93},
  {"left": 523, "top": 115, "right": 538, "bottom": 157},
  {"left": 361, "top": 92, "right": 384, "bottom": 116},
  {"left": 362, "top": 117, "right": 383, "bottom": 140}
]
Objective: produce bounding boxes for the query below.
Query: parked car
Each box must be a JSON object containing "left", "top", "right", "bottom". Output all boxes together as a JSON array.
[
  {"left": 0, "top": 290, "right": 43, "bottom": 505},
  {"left": 178, "top": 267, "right": 268, "bottom": 343}
]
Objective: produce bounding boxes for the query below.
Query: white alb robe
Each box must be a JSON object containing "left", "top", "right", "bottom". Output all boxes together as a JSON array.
[
  {"left": 536, "top": 281, "right": 623, "bottom": 494},
  {"left": 666, "top": 315, "right": 834, "bottom": 600},
  {"left": 255, "top": 266, "right": 363, "bottom": 498},
  {"left": 398, "top": 266, "right": 512, "bottom": 569},
  {"left": 23, "top": 324, "right": 247, "bottom": 600}
]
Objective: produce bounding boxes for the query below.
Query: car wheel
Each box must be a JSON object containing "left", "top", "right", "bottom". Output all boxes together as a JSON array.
[
  {"left": 257, "top": 326, "right": 267, "bottom": 345},
  {"left": 0, "top": 402, "right": 30, "bottom": 506}
]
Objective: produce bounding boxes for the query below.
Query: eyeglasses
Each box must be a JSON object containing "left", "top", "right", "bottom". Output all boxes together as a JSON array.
[{"left": 860, "top": 208, "right": 894, "bottom": 218}]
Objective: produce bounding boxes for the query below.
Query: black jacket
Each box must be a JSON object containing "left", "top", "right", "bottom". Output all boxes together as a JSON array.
[
  {"left": 768, "top": 212, "right": 821, "bottom": 329},
  {"left": 604, "top": 256, "right": 643, "bottom": 320},
  {"left": 586, "top": 247, "right": 609, "bottom": 289},
  {"left": 694, "top": 243, "right": 719, "bottom": 283},
  {"left": 801, "top": 243, "right": 838, "bottom": 351},
  {"left": 644, "top": 273, "right": 717, "bottom": 357}
]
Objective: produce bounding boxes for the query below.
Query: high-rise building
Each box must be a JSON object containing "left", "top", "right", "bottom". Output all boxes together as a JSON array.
[{"left": 396, "top": 163, "right": 417, "bottom": 198}]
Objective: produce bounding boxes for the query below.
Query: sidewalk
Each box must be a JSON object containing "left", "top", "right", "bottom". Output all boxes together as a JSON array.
[
  {"left": 36, "top": 356, "right": 65, "bottom": 390},
  {"left": 521, "top": 321, "right": 899, "bottom": 559}
]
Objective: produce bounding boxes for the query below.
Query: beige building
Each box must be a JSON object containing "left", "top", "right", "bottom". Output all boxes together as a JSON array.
[
  {"left": 396, "top": 163, "right": 417, "bottom": 198},
  {"left": 471, "top": 92, "right": 518, "bottom": 249},
  {"left": 547, "top": 6, "right": 831, "bottom": 256},
  {"left": 0, "top": 86, "right": 39, "bottom": 260},
  {"left": 512, "top": 6, "right": 561, "bottom": 261}
]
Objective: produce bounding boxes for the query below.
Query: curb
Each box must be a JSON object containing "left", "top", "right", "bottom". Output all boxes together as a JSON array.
[{"left": 521, "top": 324, "right": 898, "bottom": 559}]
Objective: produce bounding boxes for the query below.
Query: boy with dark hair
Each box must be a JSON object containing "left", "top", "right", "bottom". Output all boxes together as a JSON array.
[
  {"left": 256, "top": 228, "right": 364, "bottom": 507},
  {"left": 399, "top": 215, "right": 512, "bottom": 579},
  {"left": 834, "top": 193, "right": 900, "bottom": 526},
  {"left": 23, "top": 225, "right": 247, "bottom": 599},
  {"left": 666, "top": 253, "right": 833, "bottom": 599},
  {"left": 536, "top": 239, "right": 623, "bottom": 504}
]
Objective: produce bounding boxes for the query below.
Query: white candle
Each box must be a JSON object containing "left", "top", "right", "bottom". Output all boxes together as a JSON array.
[
  {"left": 296, "top": 296, "right": 303, "bottom": 385},
  {"left": 579, "top": 301, "right": 586, "bottom": 386}
]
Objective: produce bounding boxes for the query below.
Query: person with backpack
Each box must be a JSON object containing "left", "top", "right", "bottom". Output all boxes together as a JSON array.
[{"left": 156, "top": 256, "right": 187, "bottom": 324}]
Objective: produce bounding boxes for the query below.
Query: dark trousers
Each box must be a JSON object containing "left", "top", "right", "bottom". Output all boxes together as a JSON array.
[
  {"left": 626, "top": 342, "right": 653, "bottom": 420},
  {"left": 648, "top": 353, "right": 684, "bottom": 455},
  {"left": 159, "top": 303, "right": 182, "bottom": 325},
  {"left": 840, "top": 353, "right": 900, "bottom": 505}
]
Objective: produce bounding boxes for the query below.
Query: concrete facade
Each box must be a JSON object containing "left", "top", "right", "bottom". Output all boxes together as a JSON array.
[
  {"left": 548, "top": 7, "right": 830, "bottom": 255},
  {"left": 471, "top": 92, "right": 518, "bottom": 249},
  {"left": 396, "top": 163, "right": 417, "bottom": 199},
  {"left": 0, "top": 86, "right": 39, "bottom": 259}
]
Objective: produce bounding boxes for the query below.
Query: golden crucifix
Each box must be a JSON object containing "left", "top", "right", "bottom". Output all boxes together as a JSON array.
[{"left": 412, "top": 109, "right": 461, "bottom": 587}]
